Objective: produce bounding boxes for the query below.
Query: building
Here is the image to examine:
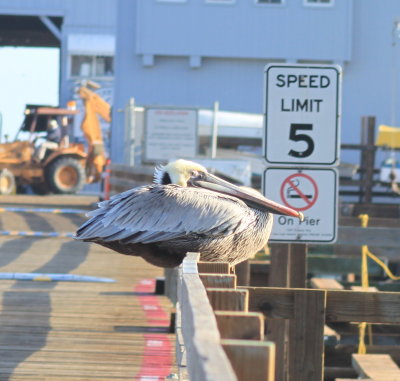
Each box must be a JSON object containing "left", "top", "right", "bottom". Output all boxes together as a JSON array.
[
  {"left": 112, "top": 0, "right": 400, "bottom": 166},
  {"left": 1, "top": 0, "right": 400, "bottom": 167}
]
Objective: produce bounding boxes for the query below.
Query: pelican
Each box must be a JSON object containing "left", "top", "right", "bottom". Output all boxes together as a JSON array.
[{"left": 75, "top": 159, "right": 303, "bottom": 267}]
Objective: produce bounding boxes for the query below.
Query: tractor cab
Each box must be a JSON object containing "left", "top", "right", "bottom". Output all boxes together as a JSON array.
[{"left": 0, "top": 105, "right": 88, "bottom": 195}]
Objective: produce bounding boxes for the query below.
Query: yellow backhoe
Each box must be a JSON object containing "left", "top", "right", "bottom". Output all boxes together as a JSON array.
[{"left": 0, "top": 82, "right": 111, "bottom": 195}]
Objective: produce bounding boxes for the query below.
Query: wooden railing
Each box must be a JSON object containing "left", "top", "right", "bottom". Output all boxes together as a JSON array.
[
  {"left": 173, "top": 253, "right": 275, "bottom": 381},
  {"left": 165, "top": 249, "right": 400, "bottom": 381},
  {"left": 108, "top": 163, "right": 153, "bottom": 195}
]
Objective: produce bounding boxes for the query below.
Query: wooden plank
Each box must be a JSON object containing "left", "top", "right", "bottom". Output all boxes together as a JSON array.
[
  {"left": 249, "top": 261, "right": 270, "bottom": 287},
  {"left": 179, "top": 263, "right": 237, "bottom": 380},
  {"left": 206, "top": 289, "right": 249, "bottom": 312},
  {"left": 326, "top": 290, "right": 400, "bottom": 324},
  {"left": 324, "top": 366, "right": 358, "bottom": 380},
  {"left": 175, "top": 301, "right": 188, "bottom": 380},
  {"left": 270, "top": 243, "right": 309, "bottom": 381},
  {"left": 197, "top": 261, "right": 231, "bottom": 274},
  {"left": 339, "top": 216, "right": 400, "bottom": 228},
  {"left": 308, "top": 254, "right": 384, "bottom": 276},
  {"left": 245, "top": 287, "right": 400, "bottom": 324},
  {"left": 326, "top": 344, "right": 400, "bottom": 370},
  {"left": 235, "top": 260, "right": 250, "bottom": 286},
  {"left": 337, "top": 226, "right": 400, "bottom": 248},
  {"left": 222, "top": 339, "right": 275, "bottom": 381},
  {"left": 246, "top": 287, "right": 295, "bottom": 319},
  {"left": 215, "top": 311, "right": 264, "bottom": 340},
  {"left": 0, "top": 204, "right": 176, "bottom": 380},
  {"left": 288, "top": 243, "right": 307, "bottom": 288},
  {"left": 310, "top": 277, "right": 344, "bottom": 290},
  {"left": 164, "top": 267, "right": 179, "bottom": 304},
  {"left": 351, "top": 286, "right": 378, "bottom": 292},
  {"left": 359, "top": 116, "right": 376, "bottom": 203},
  {"left": 199, "top": 273, "right": 236, "bottom": 288},
  {"left": 352, "top": 354, "right": 400, "bottom": 380},
  {"left": 269, "top": 244, "right": 290, "bottom": 287},
  {"left": 288, "top": 289, "right": 326, "bottom": 381},
  {"left": 268, "top": 243, "right": 290, "bottom": 381}
]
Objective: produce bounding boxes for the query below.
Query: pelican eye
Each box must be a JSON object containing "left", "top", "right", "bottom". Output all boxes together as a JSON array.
[
  {"left": 188, "top": 170, "right": 205, "bottom": 186},
  {"left": 190, "top": 170, "right": 207, "bottom": 179}
]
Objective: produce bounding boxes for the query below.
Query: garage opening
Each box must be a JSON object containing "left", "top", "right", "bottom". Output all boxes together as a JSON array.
[{"left": 0, "top": 14, "right": 62, "bottom": 140}]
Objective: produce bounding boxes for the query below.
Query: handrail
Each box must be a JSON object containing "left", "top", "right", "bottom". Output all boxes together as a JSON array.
[{"left": 178, "top": 253, "right": 237, "bottom": 381}]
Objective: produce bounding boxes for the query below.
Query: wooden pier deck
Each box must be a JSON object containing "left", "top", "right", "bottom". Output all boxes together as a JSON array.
[{"left": 0, "top": 195, "right": 175, "bottom": 381}]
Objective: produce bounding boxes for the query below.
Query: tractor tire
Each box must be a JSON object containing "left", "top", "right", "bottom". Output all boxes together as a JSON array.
[
  {"left": 0, "top": 169, "right": 16, "bottom": 195},
  {"left": 46, "top": 157, "right": 86, "bottom": 194}
]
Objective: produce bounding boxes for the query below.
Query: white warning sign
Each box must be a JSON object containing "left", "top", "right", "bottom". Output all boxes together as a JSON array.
[{"left": 263, "top": 168, "right": 338, "bottom": 243}]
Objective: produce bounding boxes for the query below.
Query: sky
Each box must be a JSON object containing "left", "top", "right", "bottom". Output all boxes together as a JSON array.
[{"left": 0, "top": 47, "right": 59, "bottom": 140}]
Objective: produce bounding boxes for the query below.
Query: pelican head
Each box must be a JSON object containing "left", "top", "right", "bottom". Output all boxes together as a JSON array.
[{"left": 155, "top": 159, "right": 304, "bottom": 220}]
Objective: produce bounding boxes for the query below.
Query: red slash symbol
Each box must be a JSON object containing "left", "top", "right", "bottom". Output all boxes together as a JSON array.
[{"left": 280, "top": 173, "right": 318, "bottom": 211}]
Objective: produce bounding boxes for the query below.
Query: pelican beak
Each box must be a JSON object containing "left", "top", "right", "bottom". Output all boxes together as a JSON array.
[{"left": 191, "top": 173, "right": 304, "bottom": 221}]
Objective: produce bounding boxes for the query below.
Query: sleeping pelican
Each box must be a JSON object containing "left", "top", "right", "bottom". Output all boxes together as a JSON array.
[{"left": 75, "top": 159, "right": 303, "bottom": 267}]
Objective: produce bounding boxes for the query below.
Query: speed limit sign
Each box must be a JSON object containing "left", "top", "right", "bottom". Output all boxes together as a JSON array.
[{"left": 264, "top": 64, "right": 341, "bottom": 166}]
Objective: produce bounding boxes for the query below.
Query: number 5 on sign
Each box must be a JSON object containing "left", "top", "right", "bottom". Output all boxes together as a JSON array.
[
  {"left": 264, "top": 64, "right": 341, "bottom": 167},
  {"left": 288, "top": 124, "right": 314, "bottom": 158}
]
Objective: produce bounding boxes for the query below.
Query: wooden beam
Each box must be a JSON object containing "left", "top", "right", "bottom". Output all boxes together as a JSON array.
[
  {"left": 288, "top": 243, "right": 307, "bottom": 288},
  {"left": 245, "top": 287, "right": 400, "bottom": 324},
  {"left": 267, "top": 243, "right": 306, "bottom": 380},
  {"left": 206, "top": 288, "right": 249, "bottom": 312},
  {"left": 235, "top": 260, "right": 250, "bottom": 286},
  {"left": 222, "top": 339, "right": 275, "bottom": 381},
  {"left": 200, "top": 273, "right": 236, "bottom": 288},
  {"left": 310, "top": 277, "right": 344, "bottom": 290},
  {"left": 179, "top": 255, "right": 237, "bottom": 381},
  {"left": 350, "top": 286, "right": 378, "bottom": 292},
  {"left": 249, "top": 261, "right": 270, "bottom": 287},
  {"left": 269, "top": 244, "right": 290, "bottom": 287},
  {"left": 198, "top": 261, "right": 231, "bottom": 274},
  {"left": 268, "top": 244, "right": 290, "bottom": 381},
  {"left": 359, "top": 116, "right": 376, "bottom": 203},
  {"left": 308, "top": 254, "right": 384, "bottom": 276},
  {"left": 326, "top": 290, "right": 400, "bottom": 324},
  {"left": 324, "top": 367, "right": 358, "bottom": 380},
  {"left": 352, "top": 354, "right": 400, "bottom": 380},
  {"left": 326, "top": 344, "right": 400, "bottom": 369},
  {"left": 288, "top": 289, "right": 326, "bottom": 381},
  {"left": 337, "top": 226, "right": 400, "bottom": 248},
  {"left": 215, "top": 311, "right": 264, "bottom": 340},
  {"left": 164, "top": 267, "right": 179, "bottom": 304}
]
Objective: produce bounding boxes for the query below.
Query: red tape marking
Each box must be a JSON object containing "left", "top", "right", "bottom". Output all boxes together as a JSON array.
[{"left": 135, "top": 279, "right": 174, "bottom": 380}]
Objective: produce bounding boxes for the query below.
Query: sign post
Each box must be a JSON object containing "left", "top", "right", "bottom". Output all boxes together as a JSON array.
[{"left": 263, "top": 64, "right": 342, "bottom": 243}]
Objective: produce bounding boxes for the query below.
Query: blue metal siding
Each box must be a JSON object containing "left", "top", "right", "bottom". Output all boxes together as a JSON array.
[
  {"left": 0, "top": 0, "right": 116, "bottom": 28},
  {"left": 339, "top": 1, "right": 400, "bottom": 164},
  {"left": 136, "top": 0, "right": 352, "bottom": 61}
]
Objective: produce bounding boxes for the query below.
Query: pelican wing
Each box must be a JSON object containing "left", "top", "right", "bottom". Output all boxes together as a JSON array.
[{"left": 76, "top": 184, "right": 254, "bottom": 244}]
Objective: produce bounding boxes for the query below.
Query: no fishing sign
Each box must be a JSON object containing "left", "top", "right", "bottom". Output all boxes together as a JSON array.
[{"left": 263, "top": 168, "right": 338, "bottom": 243}]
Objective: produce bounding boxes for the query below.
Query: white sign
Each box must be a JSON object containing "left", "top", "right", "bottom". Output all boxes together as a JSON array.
[
  {"left": 264, "top": 64, "right": 341, "bottom": 166},
  {"left": 144, "top": 107, "right": 198, "bottom": 161},
  {"left": 263, "top": 168, "right": 338, "bottom": 243}
]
